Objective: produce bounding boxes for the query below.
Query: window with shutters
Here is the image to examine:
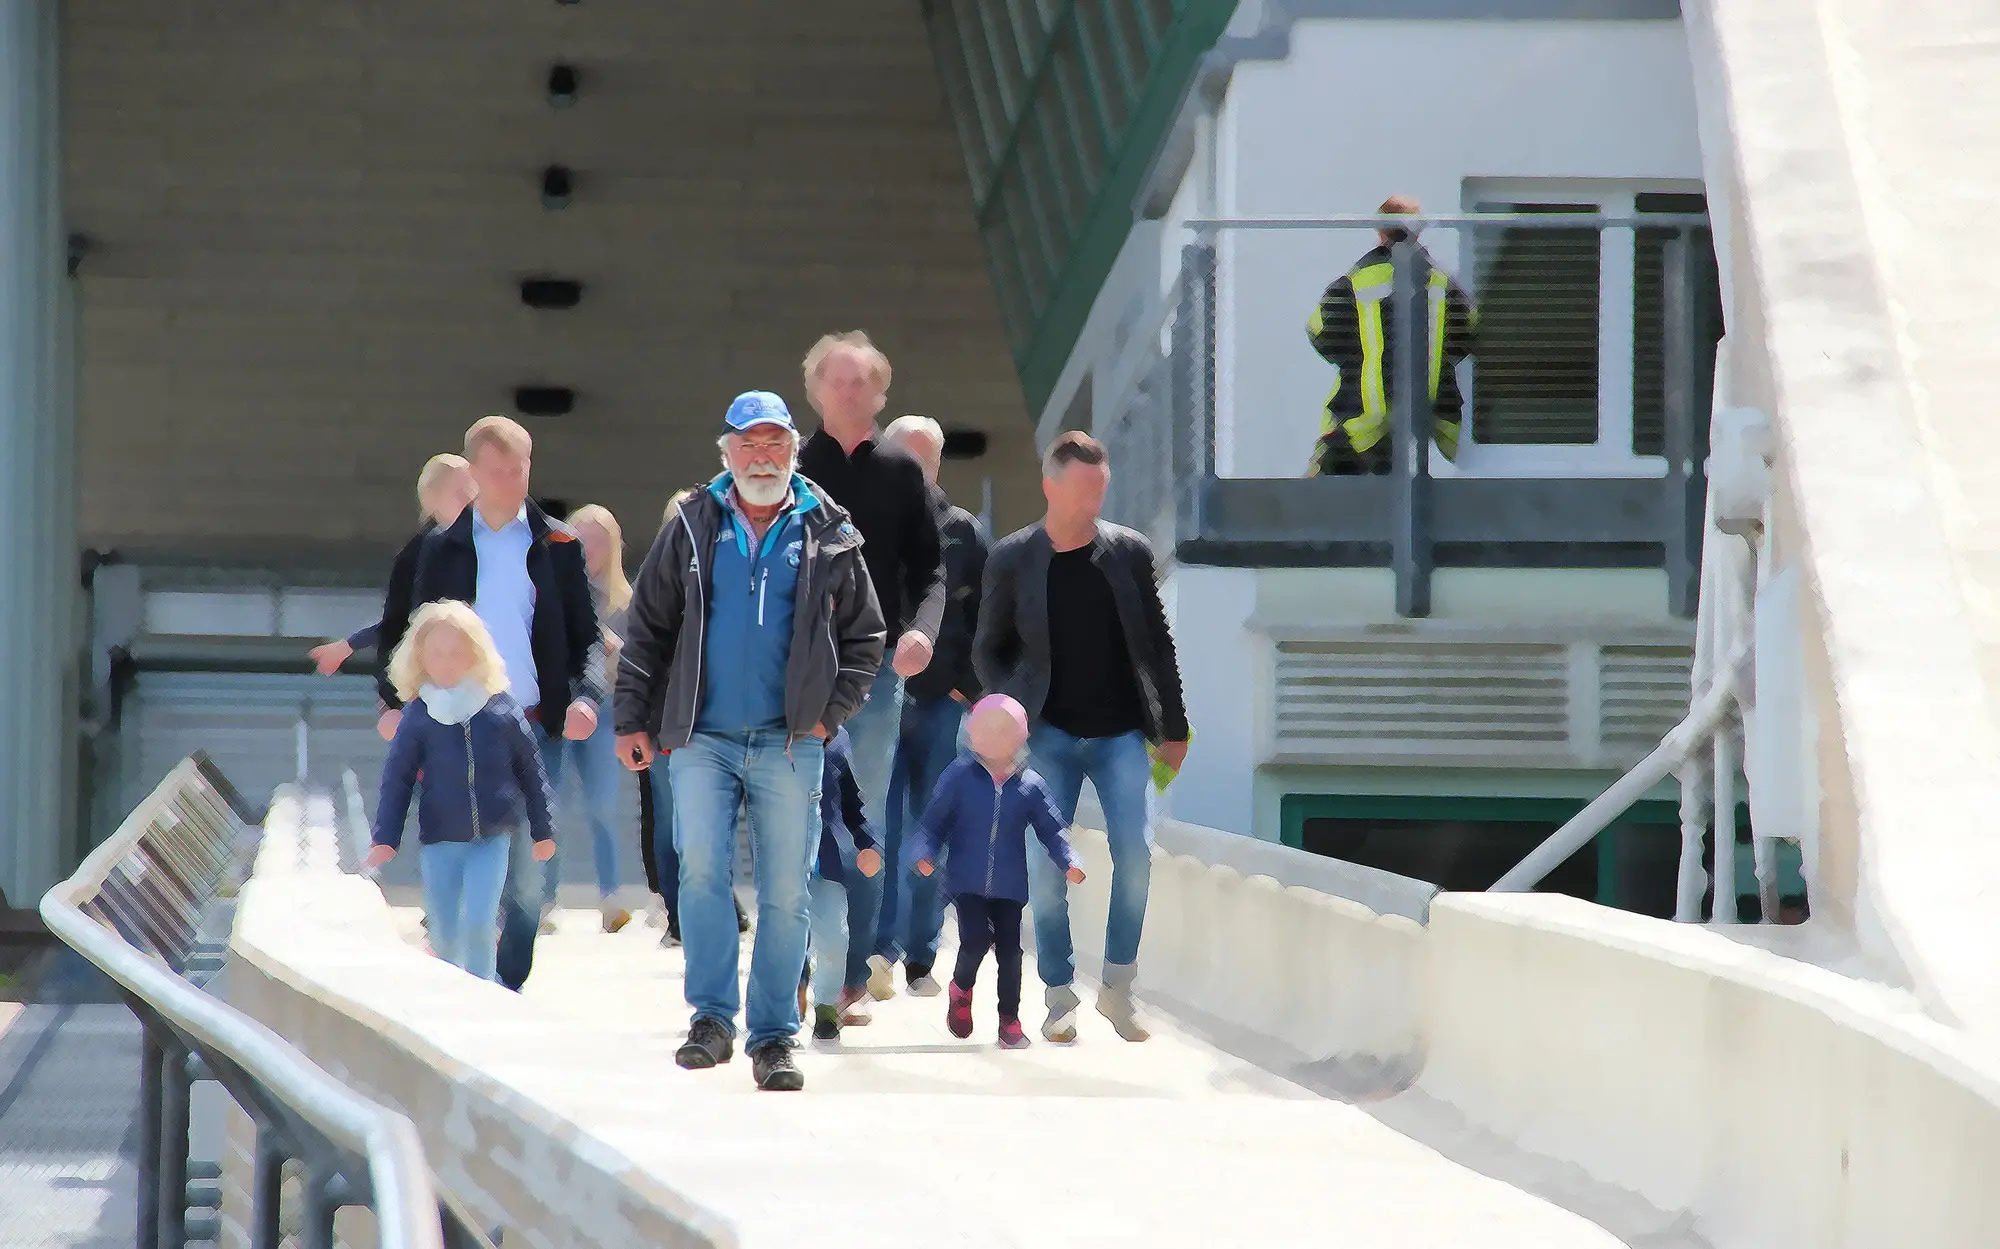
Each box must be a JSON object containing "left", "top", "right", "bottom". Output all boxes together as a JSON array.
[{"left": 1455, "top": 183, "right": 1720, "bottom": 475}]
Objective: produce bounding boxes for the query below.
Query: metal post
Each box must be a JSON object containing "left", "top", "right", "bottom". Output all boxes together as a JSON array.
[
  {"left": 0, "top": 0, "right": 72, "bottom": 911},
  {"left": 302, "top": 1167, "right": 341, "bottom": 1249},
  {"left": 251, "top": 1138, "right": 285, "bottom": 1249},
  {"left": 1171, "top": 240, "right": 1217, "bottom": 545},
  {"left": 1661, "top": 229, "right": 1706, "bottom": 618},
  {"left": 1389, "top": 238, "right": 1434, "bottom": 617},
  {"left": 157, "top": 1038, "right": 191, "bottom": 1249},
  {"left": 295, "top": 702, "right": 311, "bottom": 785},
  {"left": 137, "top": 1024, "right": 164, "bottom": 1249},
  {"left": 1711, "top": 723, "right": 1740, "bottom": 923},
  {"left": 1674, "top": 755, "right": 1712, "bottom": 922}
]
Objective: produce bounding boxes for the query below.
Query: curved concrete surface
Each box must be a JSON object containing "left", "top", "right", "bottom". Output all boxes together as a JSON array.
[
  {"left": 225, "top": 795, "right": 1622, "bottom": 1249},
  {"left": 224, "top": 793, "right": 2000, "bottom": 1247},
  {"left": 1686, "top": 0, "right": 2000, "bottom": 1036}
]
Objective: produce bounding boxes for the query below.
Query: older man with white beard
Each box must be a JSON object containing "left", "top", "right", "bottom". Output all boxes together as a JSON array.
[{"left": 615, "top": 391, "right": 885, "bottom": 1092}]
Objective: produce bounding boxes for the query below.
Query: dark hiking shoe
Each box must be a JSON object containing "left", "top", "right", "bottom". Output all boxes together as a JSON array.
[
  {"left": 749, "top": 1040, "right": 805, "bottom": 1091},
  {"left": 812, "top": 1005, "right": 842, "bottom": 1041},
  {"left": 675, "top": 1017, "right": 734, "bottom": 1070}
]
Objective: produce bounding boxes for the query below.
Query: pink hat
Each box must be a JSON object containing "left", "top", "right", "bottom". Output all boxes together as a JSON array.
[{"left": 969, "top": 694, "right": 1028, "bottom": 734}]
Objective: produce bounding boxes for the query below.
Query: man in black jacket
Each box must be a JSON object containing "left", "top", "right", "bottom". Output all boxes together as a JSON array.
[
  {"left": 876, "top": 414, "right": 988, "bottom": 996},
  {"left": 974, "top": 432, "right": 1190, "bottom": 1045},
  {"left": 614, "top": 392, "right": 885, "bottom": 1091},
  {"left": 377, "top": 416, "right": 604, "bottom": 992},
  {"left": 794, "top": 331, "right": 946, "bottom": 1011}
]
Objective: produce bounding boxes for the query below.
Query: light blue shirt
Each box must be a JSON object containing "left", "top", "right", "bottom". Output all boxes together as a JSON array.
[{"left": 472, "top": 504, "right": 538, "bottom": 703}]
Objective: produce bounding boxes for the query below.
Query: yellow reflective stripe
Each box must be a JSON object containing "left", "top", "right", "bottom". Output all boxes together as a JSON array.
[
  {"left": 1350, "top": 262, "right": 1393, "bottom": 290},
  {"left": 1435, "top": 419, "right": 1462, "bottom": 461},
  {"left": 1356, "top": 296, "right": 1387, "bottom": 428},
  {"left": 1427, "top": 273, "right": 1449, "bottom": 401},
  {"left": 1307, "top": 305, "right": 1324, "bottom": 338}
]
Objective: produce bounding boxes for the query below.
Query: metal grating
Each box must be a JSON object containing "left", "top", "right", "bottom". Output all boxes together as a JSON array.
[
  {"left": 1273, "top": 640, "right": 1571, "bottom": 758},
  {"left": 1600, "top": 643, "right": 1696, "bottom": 753}
]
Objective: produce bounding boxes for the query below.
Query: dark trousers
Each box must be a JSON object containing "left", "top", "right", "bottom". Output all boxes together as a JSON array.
[
  {"left": 495, "top": 725, "right": 564, "bottom": 991},
  {"left": 951, "top": 895, "right": 1026, "bottom": 1019},
  {"left": 639, "top": 764, "right": 679, "bottom": 933}
]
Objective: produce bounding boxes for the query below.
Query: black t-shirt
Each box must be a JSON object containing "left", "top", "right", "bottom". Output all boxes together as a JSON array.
[
  {"left": 798, "top": 429, "right": 943, "bottom": 640},
  {"left": 1040, "top": 546, "right": 1145, "bottom": 739}
]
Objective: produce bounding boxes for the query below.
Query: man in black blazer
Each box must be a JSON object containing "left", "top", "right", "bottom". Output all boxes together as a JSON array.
[
  {"left": 376, "top": 415, "right": 602, "bottom": 991},
  {"left": 974, "top": 432, "right": 1189, "bottom": 1045}
]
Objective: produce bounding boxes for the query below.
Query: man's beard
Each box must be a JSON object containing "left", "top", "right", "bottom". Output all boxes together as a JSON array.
[{"left": 735, "top": 466, "right": 791, "bottom": 507}]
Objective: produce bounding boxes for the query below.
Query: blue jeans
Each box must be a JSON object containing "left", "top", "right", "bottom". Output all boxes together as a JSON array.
[
  {"left": 1024, "top": 725, "right": 1154, "bottom": 987},
  {"left": 883, "top": 694, "right": 966, "bottom": 966},
  {"left": 546, "top": 697, "right": 624, "bottom": 898},
  {"left": 806, "top": 874, "right": 849, "bottom": 1009},
  {"left": 420, "top": 834, "right": 513, "bottom": 982},
  {"left": 495, "top": 728, "right": 566, "bottom": 991},
  {"left": 835, "top": 671, "right": 902, "bottom": 987},
  {"left": 670, "top": 730, "right": 823, "bottom": 1047}
]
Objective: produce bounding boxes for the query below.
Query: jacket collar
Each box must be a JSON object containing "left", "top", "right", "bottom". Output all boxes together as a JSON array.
[
  {"left": 706, "top": 470, "right": 821, "bottom": 517},
  {"left": 1029, "top": 517, "right": 1108, "bottom": 557},
  {"left": 443, "top": 498, "right": 561, "bottom": 546},
  {"left": 698, "top": 472, "right": 857, "bottom": 547}
]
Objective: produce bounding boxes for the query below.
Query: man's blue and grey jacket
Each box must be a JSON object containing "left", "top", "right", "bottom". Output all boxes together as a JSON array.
[{"left": 614, "top": 472, "right": 887, "bottom": 749}]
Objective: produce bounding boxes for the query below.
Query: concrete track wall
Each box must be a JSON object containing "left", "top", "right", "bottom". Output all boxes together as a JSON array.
[
  {"left": 227, "top": 791, "right": 2000, "bottom": 1248},
  {"left": 1682, "top": 0, "right": 2000, "bottom": 1038}
]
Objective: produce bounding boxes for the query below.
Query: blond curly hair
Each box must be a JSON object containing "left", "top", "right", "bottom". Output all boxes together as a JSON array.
[{"left": 388, "top": 601, "right": 511, "bottom": 704}]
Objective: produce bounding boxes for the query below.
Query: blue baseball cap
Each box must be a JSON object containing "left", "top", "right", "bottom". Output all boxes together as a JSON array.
[{"left": 723, "top": 391, "right": 796, "bottom": 435}]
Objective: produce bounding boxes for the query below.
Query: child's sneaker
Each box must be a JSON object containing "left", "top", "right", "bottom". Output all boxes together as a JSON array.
[
  {"left": 600, "top": 903, "right": 632, "bottom": 934},
  {"left": 997, "top": 1017, "right": 1029, "bottom": 1049},
  {"left": 946, "top": 983, "right": 974, "bottom": 1039},
  {"left": 812, "top": 1004, "right": 842, "bottom": 1041},
  {"left": 906, "top": 963, "right": 943, "bottom": 997}
]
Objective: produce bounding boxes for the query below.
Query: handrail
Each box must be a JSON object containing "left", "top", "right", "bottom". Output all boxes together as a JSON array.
[
  {"left": 40, "top": 756, "right": 482, "bottom": 1249},
  {"left": 1490, "top": 640, "right": 1753, "bottom": 895},
  {"left": 1182, "top": 212, "right": 1713, "bottom": 230}
]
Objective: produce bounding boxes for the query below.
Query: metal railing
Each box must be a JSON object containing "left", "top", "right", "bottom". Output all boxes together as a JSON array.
[
  {"left": 1493, "top": 346, "right": 1798, "bottom": 925},
  {"left": 40, "top": 754, "right": 496, "bottom": 1249},
  {"left": 1096, "top": 210, "right": 1720, "bottom": 618}
]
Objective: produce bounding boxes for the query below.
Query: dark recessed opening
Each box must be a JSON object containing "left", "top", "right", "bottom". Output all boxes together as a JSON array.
[
  {"left": 540, "top": 165, "right": 574, "bottom": 210},
  {"left": 514, "top": 386, "right": 575, "bottom": 417},
  {"left": 519, "top": 278, "right": 583, "bottom": 310},
  {"left": 941, "top": 430, "right": 989, "bottom": 460},
  {"left": 547, "top": 64, "right": 579, "bottom": 106}
]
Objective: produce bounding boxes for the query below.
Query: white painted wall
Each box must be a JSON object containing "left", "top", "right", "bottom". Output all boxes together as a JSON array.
[
  {"left": 1215, "top": 19, "right": 1704, "bottom": 478},
  {"left": 1159, "top": 567, "right": 1261, "bottom": 833}
]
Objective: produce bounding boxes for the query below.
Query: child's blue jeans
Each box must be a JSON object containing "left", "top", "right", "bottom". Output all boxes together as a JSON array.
[{"left": 421, "top": 833, "right": 513, "bottom": 982}]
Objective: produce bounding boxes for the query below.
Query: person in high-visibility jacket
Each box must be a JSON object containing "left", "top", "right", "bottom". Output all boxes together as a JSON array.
[{"left": 1306, "top": 195, "right": 1476, "bottom": 476}]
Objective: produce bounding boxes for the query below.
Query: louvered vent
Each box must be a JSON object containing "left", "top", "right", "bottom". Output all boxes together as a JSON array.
[
  {"left": 1600, "top": 644, "right": 1695, "bottom": 754},
  {"left": 1273, "top": 640, "right": 1571, "bottom": 761}
]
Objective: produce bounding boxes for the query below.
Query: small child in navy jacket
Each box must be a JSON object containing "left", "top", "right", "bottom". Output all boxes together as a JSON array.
[
  {"left": 805, "top": 726, "right": 883, "bottom": 1041},
  {"left": 368, "top": 601, "right": 556, "bottom": 983},
  {"left": 912, "top": 695, "right": 1083, "bottom": 1048}
]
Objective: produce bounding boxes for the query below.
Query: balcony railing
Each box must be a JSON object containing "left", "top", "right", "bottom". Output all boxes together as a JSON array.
[{"left": 1097, "top": 209, "right": 1723, "bottom": 617}]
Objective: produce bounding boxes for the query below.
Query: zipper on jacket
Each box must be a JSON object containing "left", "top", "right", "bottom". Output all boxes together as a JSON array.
[
  {"left": 758, "top": 567, "right": 767, "bottom": 627},
  {"left": 464, "top": 723, "right": 482, "bottom": 839},
  {"left": 677, "top": 510, "right": 707, "bottom": 740},
  {"left": 983, "top": 772, "right": 1001, "bottom": 895}
]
